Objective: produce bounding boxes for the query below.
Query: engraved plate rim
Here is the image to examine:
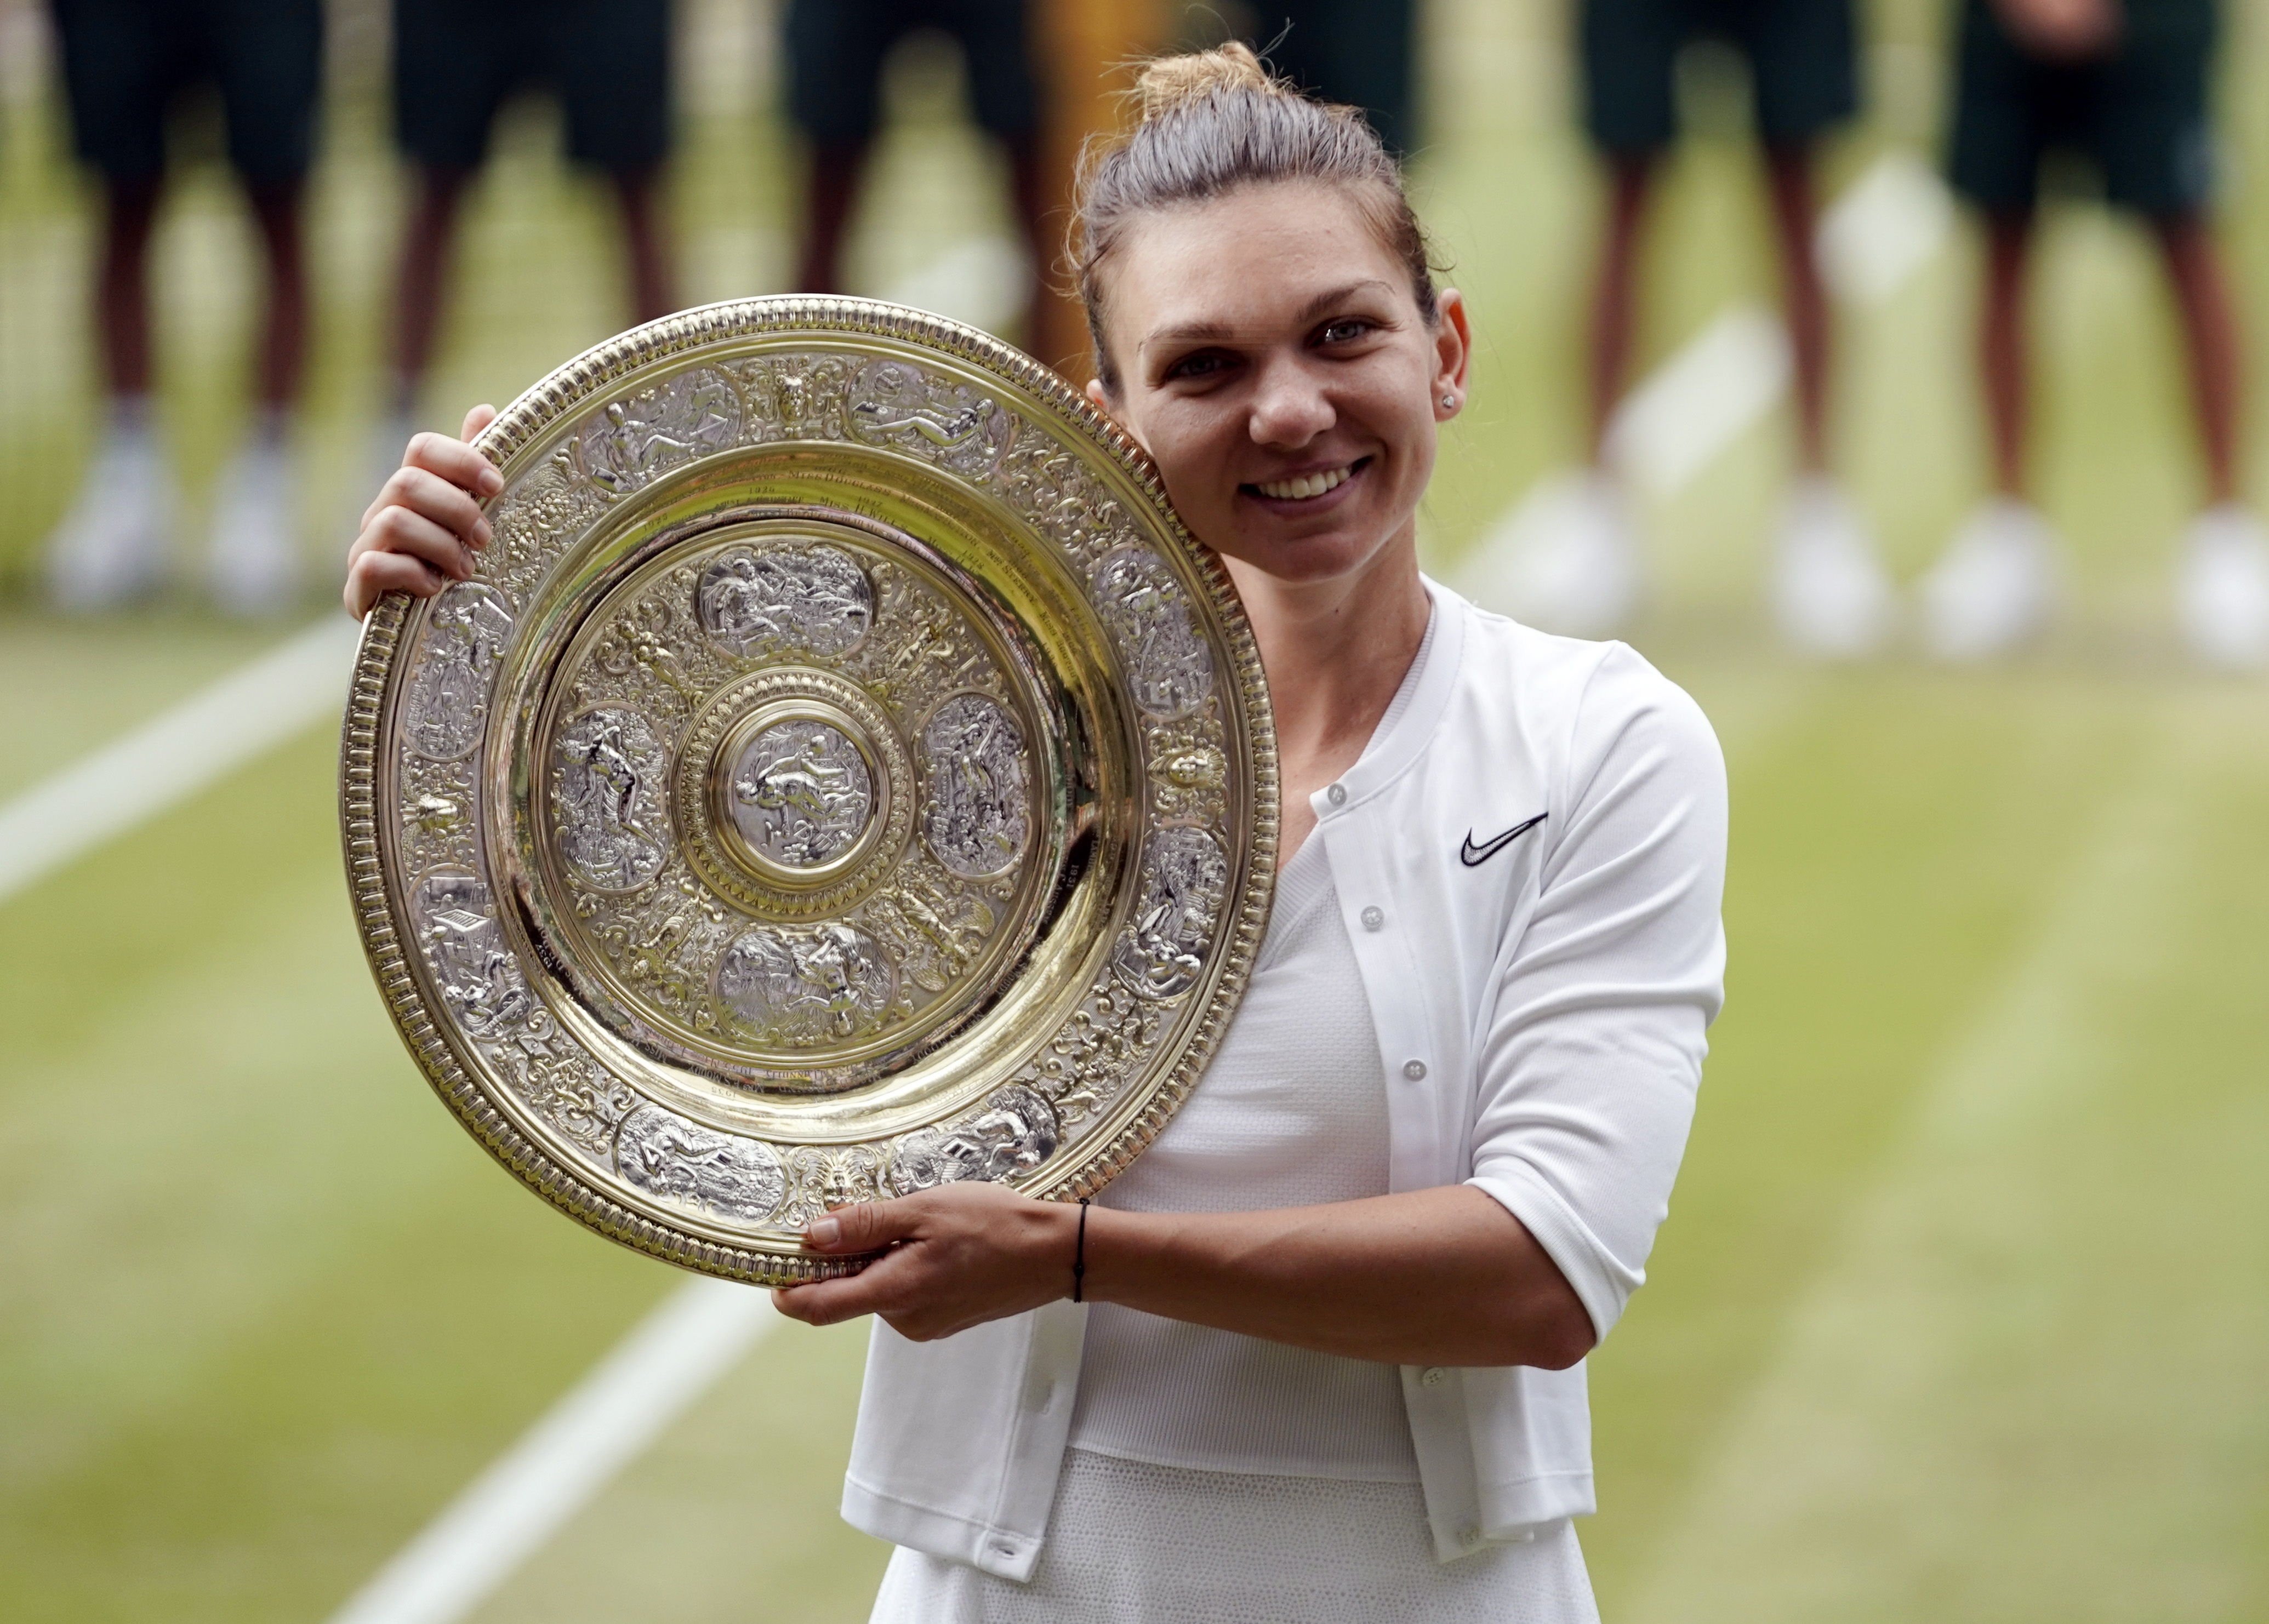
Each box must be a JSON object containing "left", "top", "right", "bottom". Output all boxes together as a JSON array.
[{"left": 343, "top": 296, "right": 1279, "bottom": 1284}]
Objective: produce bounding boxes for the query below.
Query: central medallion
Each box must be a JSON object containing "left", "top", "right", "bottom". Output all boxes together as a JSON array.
[
  {"left": 677, "top": 665, "right": 915, "bottom": 923},
  {"left": 514, "top": 513, "right": 1105, "bottom": 1101},
  {"left": 721, "top": 711, "right": 877, "bottom": 879}
]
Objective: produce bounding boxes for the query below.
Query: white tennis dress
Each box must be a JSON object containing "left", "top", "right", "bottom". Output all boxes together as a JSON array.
[{"left": 868, "top": 616, "right": 1602, "bottom": 1623}]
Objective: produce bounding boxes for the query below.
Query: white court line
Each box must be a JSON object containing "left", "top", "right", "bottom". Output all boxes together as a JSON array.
[
  {"left": 1816, "top": 148, "right": 1954, "bottom": 310},
  {"left": 326, "top": 1279, "right": 778, "bottom": 1624},
  {"left": 1604, "top": 303, "right": 1792, "bottom": 498},
  {"left": 0, "top": 615, "right": 362, "bottom": 906}
]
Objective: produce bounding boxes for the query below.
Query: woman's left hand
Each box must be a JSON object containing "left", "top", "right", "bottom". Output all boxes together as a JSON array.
[{"left": 772, "top": 1183, "right": 1080, "bottom": 1342}]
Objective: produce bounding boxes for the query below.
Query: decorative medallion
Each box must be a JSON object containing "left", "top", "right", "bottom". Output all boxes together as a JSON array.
[{"left": 342, "top": 297, "right": 1277, "bottom": 1284}]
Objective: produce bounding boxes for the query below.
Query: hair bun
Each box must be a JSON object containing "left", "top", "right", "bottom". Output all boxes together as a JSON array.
[{"left": 1134, "top": 42, "right": 1280, "bottom": 121}]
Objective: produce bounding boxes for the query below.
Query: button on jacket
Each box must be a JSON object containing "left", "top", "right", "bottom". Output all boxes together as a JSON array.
[{"left": 842, "top": 583, "right": 1729, "bottom": 1579}]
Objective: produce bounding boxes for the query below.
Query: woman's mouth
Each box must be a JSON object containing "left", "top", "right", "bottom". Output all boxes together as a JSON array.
[{"left": 1247, "top": 459, "right": 1365, "bottom": 502}]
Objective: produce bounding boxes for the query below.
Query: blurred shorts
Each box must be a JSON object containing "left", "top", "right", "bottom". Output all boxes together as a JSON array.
[
  {"left": 1253, "top": 0, "right": 1418, "bottom": 157},
  {"left": 784, "top": 0, "right": 1037, "bottom": 147},
  {"left": 393, "top": 0, "right": 674, "bottom": 171},
  {"left": 1578, "top": 0, "right": 1857, "bottom": 154},
  {"left": 49, "top": 0, "right": 324, "bottom": 186},
  {"left": 1946, "top": 0, "right": 2216, "bottom": 215}
]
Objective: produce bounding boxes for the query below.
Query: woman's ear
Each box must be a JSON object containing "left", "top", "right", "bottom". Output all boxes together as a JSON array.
[
  {"left": 1085, "top": 376, "right": 1144, "bottom": 448},
  {"left": 1431, "top": 288, "right": 1473, "bottom": 418}
]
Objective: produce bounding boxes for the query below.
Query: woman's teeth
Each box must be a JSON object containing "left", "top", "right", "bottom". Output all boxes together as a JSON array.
[{"left": 1254, "top": 465, "right": 1353, "bottom": 501}]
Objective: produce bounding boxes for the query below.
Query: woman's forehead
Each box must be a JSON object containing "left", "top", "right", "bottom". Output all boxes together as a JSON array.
[{"left": 1110, "top": 186, "right": 1411, "bottom": 341}]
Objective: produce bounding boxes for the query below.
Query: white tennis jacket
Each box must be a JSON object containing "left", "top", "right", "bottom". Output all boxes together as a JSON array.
[{"left": 841, "top": 584, "right": 1729, "bottom": 1577}]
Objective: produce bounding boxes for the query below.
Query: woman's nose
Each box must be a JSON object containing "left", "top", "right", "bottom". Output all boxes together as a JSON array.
[{"left": 1246, "top": 357, "right": 1335, "bottom": 448}]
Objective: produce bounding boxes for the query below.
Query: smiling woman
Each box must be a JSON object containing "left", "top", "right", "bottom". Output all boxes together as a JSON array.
[
  {"left": 818, "top": 45, "right": 1726, "bottom": 1624},
  {"left": 340, "top": 41, "right": 1728, "bottom": 1624}
]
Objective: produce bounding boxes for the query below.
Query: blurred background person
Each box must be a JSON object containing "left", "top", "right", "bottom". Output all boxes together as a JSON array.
[
  {"left": 377, "top": 0, "right": 679, "bottom": 467},
  {"left": 1529, "top": 0, "right": 1892, "bottom": 656},
  {"left": 786, "top": 0, "right": 1050, "bottom": 350},
  {"left": 40, "top": 0, "right": 323, "bottom": 615},
  {"left": 1918, "top": 0, "right": 2267, "bottom": 668}
]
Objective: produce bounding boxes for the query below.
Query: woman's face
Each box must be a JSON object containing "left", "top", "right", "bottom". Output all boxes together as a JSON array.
[{"left": 1090, "top": 181, "right": 1468, "bottom": 590}]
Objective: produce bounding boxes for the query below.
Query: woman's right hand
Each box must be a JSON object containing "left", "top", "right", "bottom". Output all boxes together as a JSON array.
[{"left": 343, "top": 402, "right": 503, "bottom": 619}]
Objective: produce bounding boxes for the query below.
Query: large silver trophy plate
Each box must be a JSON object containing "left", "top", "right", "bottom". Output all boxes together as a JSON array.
[{"left": 341, "top": 299, "right": 1278, "bottom": 1283}]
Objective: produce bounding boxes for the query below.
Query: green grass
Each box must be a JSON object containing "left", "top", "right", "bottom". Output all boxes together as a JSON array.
[{"left": 3, "top": 0, "right": 2267, "bottom": 1618}]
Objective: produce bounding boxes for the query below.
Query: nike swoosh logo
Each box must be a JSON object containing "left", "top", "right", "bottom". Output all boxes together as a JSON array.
[{"left": 1460, "top": 811, "right": 1548, "bottom": 867}]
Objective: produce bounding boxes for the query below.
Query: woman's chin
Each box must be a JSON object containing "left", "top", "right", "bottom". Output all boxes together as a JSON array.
[{"left": 1216, "top": 529, "right": 1395, "bottom": 588}]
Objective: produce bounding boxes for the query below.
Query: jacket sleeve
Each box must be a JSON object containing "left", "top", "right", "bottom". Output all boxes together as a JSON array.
[{"left": 1463, "top": 643, "right": 1728, "bottom": 1343}]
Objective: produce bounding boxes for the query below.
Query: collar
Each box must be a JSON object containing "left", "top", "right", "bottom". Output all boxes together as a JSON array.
[{"left": 1305, "top": 575, "right": 1468, "bottom": 821}]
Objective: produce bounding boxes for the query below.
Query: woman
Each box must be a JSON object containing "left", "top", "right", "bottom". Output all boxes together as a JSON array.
[{"left": 345, "top": 44, "right": 1726, "bottom": 1622}]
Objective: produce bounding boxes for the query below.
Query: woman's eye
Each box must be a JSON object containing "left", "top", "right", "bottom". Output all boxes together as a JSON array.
[
  {"left": 1164, "top": 351, "right": 1232, "bottom": 382},
  {"left": 1318, "top": 319, "right": 1375, "bottom": 346}
]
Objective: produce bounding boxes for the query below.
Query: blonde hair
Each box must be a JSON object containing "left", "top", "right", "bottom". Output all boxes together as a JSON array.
[{"left": 1072, "top": 43, "right": 1441, "bottom": 394}]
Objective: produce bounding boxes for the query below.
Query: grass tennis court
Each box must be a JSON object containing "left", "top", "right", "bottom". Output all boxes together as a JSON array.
[{"left": 3, "top": 0, "right": 2266, "bottom": 1619}]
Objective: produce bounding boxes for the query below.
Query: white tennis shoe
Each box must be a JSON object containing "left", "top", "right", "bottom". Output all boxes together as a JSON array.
[
  {"left": 207, "top": 431, "right": 304, "bottom": 617},
  {"left": 44, "top": 410, "right": 174, "bottom": 610},
  {"left": 1772, "top": 475, "right": 1894, "bottom": 659},
  {"left": 2175, "top": 504, "right": 2269, "bottom": 671},
  {"left": 1918, "top": 498, "right": 2061, "bottom": 661}
]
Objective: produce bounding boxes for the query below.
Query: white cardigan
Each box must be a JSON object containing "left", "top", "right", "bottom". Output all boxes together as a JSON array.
[{"left": 841, "top": 584, "right": 1729, "bottom": 1577}]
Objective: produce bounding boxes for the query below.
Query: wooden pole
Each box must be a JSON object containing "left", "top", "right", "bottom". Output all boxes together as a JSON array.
[{"left": 1031, "top": 0, "right": 1166, "bottom": 380}]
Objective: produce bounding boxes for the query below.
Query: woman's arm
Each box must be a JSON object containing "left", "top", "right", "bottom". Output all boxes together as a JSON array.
[
  {"left": 779, "top": 645, "right": 1725, "bottom": 1374},
  {"left": 772, "top": 1179, "right": 1595, "bottom": 1369}
]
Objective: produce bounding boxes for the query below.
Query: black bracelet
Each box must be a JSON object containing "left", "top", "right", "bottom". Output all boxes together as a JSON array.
[{"left": 1072, "top": 1197, "right": 1090, "bottom": 1302}]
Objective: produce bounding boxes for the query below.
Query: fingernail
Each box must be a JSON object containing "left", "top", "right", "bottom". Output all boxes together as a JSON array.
[
  {"left": 473, "top": 520, "right": 492, "bottom": 547},
  {"left": 478, "top": 466, "right": 503, "bottom": 496},
  {"left": 808, "top": 1217, "right": 841, "bottom": 1246}
]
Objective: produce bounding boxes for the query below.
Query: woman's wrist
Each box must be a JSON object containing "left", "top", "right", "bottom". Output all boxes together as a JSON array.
[{"left": 1070, "top": 1198, "right": 1091, "bottom": 1301}]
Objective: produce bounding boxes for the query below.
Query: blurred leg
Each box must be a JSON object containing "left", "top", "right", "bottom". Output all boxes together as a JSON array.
[
  {"left": 1004, "top": 133, "right": 1050, "bottom": 347},
  {"left": 797, "top": 140, "right": 870, "bottom": 296},
  {"left": 610, "top": 163, "right": 677, "bottom": 324},
  {"left": 1762, "top": 144, "right": 1891, "bottom": 657},
  {"left": 212, "top": 183, "right": 312, "bottom": 615},
  {"left": 47, "top": 172, "right": 174, "bottom": 608},
  {"left": 1589, "top": 155, "right": 1656, "bottom": 463},
  {"left": 2151, "top": 211, "right": 2242, "bottom": 507},
  {"left": 1980, "top": 208, "right": 2034, "bottom": 499},
  {"left": 392, "top": 165, "right": 473, "bottom": 411},
  {"left": 2155, "top": 209, "right": 2267, "bottom": 666},
  {"left": 95, "top": 175, "right": 163, "bottom": 399},
  {"left": 244, "top": 179, "right": 310, "bottom": 412},
  {"left": 1763, "top": 144, "right": 1830, "bottom": 474},
  {"left": 1917, "top": 205, "right": 2057, "bottom": 661}
]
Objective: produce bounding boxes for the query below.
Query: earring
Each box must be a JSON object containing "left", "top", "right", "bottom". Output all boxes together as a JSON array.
[{"left": 1440, "top": 393, "right": 1457, "bottom": 411}]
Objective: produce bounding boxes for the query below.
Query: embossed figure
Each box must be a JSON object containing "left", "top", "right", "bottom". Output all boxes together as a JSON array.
[
  {"left": 413, "top": 871, "right": 531, "bottom": 1037},
  {"left": 616, "top": 1108, "right": 786, "bottom": 1222},
  {"left": 553, "top": 707, "right": 669, "bottom": 889},
  {"left": 730, "top": 720, "right": 874, "bottom": 867},
  {"left": 404, "top": 582, "right": 515, "bottom": 759},
  {"left": 579, "top": 369, "right": 741, "bottom": 495},
  {"left": 696, "top": 544, "right": 873, "bottom": 658},
  {"left": 848, "top": 360, "right": 1013, "bottom": 477},
  {"left": 893, "top": 1084, "right": 1060, "bottom": 1189},
  {"left": 1091, "top": 547, "right": 1215, "bottom": 717},
  {"left": 921, "top": 695, "right": 1029, "bottom": 877},
  {"left": 1111, "top": 827, "right": 1230, "bottom": 1000},
  {"left": 716, "top": 922, "right": 895, "bottom": 1047}
]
